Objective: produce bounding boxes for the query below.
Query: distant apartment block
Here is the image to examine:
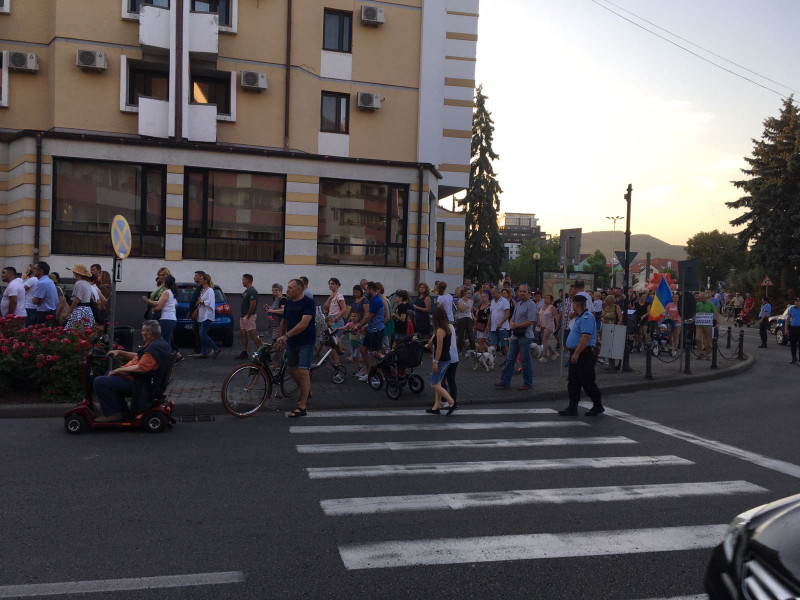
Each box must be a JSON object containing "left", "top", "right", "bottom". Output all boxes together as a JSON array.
[{"left": 499, "top": 212, "right": 545, "bottom": 261}]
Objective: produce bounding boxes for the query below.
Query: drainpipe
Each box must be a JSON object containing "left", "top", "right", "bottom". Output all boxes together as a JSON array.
[
  {"left": 175, "top": 0, "right": 184, "bottom": 140},
  {"left": 33, "top": 133, "right": 42, "bottom": 263},
  {"left": 415, "top": 166, "right": 424, "bottom": 284},
  {"left": 283, "top": 0, "right": 293, "bottom": 150}
]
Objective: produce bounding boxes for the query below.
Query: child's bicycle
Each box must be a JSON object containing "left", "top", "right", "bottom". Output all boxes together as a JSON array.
[
  {"left": 221, "top": 329, "right": 346, "bottom": 417},
  {"left": 367, "top": 336, "right": 426, "bottom": 400}
]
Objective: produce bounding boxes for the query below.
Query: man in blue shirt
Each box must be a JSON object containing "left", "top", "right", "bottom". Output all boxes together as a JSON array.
[
  {"left": 559, "top": 294, "right": 604, "bottom": 417},
  {"left": 31, "top": 261, "right": 58, "bottom": 325},
  {"left": 785, "top": 297, "right": 800, "bottom": 363},
  {"left": 277, "top": 278, "right": 316, "bottom": 417},
  {"left": 356, "top": 281, "right": 385, "bottom": 381},
  {"left": 757, "top": 296, "right": 772, "bottom": 348}
]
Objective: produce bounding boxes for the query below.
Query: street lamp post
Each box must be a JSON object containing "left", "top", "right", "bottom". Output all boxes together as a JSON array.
[
  {"left": 533, "top": 252, "right": 541, "bottom": 291},
  {"left": 606, "top": 215, "right": 623, "bottom": 275}
]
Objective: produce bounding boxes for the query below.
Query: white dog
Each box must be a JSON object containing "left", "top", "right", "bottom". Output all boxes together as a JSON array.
[
  {"left": 529, "top": 342, "right": 544, "bottom": 359},
  {"left": 465, "top": 346, "right": 497, "bottom": 371}
]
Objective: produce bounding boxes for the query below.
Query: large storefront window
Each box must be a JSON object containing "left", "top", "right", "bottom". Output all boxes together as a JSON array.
[
  {"left": 317, "top": 180, "right": 407, "bottom": 267},
  {"left": 183, "top": 169, "right": 285, "bottom": 262},
  {"left": 52, "top": 158, "right": 165, "bottom": 257}
]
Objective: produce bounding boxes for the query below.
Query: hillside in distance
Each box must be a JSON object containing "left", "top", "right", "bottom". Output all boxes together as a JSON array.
[{"left": 579, "top": 231, "right": 687, "bottom": 260}]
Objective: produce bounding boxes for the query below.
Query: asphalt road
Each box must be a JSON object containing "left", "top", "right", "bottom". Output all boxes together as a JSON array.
[{"left": 1, "top": 329, "right": 798, "bottom": 600}]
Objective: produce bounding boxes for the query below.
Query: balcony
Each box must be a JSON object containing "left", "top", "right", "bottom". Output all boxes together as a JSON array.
[
  {"left": 139, "top": 4, "right": 171, "bottom": 53},
  {"left": 138, "top": 97, "right": 171, "bottom": 138},
  {"left": 186, "top": 103, "right": 217, "bottom": 142},
  {"left": 187, "top": 11, "right": 218, "bottom": 58}
]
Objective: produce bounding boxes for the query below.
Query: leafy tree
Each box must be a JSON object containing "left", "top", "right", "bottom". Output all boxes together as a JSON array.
[
  {"left": 727, "top": 97, "right": 800, "bottom": 288},
  {"left": 686, "top": 230, "right": 747, "bottom": 287},
  {"left": 582, "top": 250, "right": 611, "bottom": 288},
  {"left": 459, "top": 85, "right": 503, "bottom": 283},
  {"left": 504, "top": 236, "right": 560, "bottom": 285}
]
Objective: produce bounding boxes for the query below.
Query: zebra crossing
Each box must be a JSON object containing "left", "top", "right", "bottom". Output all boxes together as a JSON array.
[{"left": 288, "top": 407, "right": 769, "bottom": 595}]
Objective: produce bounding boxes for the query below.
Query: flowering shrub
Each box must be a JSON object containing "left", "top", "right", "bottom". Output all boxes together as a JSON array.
[{"left": 0, "top": 315, "right": 104, "bottom": 402}]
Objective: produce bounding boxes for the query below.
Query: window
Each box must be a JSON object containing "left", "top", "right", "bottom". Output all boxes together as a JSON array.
[
  {"left": 192, "top": 0, "right": 230, "bottom": 27},
  {"left": 435, "top": 222, "right": 445, "bottom": 273},
  {"left": 323, "top": 10, "right": 352, "bottom": 53},
  {"left": 0, "top": 0, "right": 10, "bottom": 14},
  {"left": 190, "top": 71, "right": 231, "bottom": 115},
  {"left": 317, "top": 180, "right": 407, "bottom": 267},
  {"left": 183, "top": 169, "right": 285, "bottom": 262},
  {"left": 321, "top": 92, "right": 349, "bottom": 134},
  {"left": 52, "top": 159, "right": 166, "bottom": 257},
  {"left": 129, "top": 0, "right": 169, "bottom": 12},
  {"left": 128, "top": 60, "right": 169, "bottom": 106}
]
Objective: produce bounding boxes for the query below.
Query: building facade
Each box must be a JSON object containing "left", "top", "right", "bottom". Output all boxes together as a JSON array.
[
  {"left": 0, "top": 0, "right": 475, "bottom": 294},
  {"left": 498, "top": 211, "right": 544, "bottom": 261}
]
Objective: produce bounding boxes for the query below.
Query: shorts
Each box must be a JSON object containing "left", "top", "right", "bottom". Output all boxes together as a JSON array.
[
  {"left": 240, "top": 314, "right": 257, "bottom": 331},
  {"left": 476, "top": 330, "right": 490, "bottom": 340},
  {"left": 430, "top": 360, "right": 451, "bottom": 385},
  {"left": 490, "top": 329, "right": 509, "bottom": 348},
  {"left": 285, "top": 343, "right": 314, "bottom": 370},
  {"left": 363, "top": 330, "right": 384, "bottom": 353},
  {"left": 350, "top": 342, "right": 363, "bottom": 358}
]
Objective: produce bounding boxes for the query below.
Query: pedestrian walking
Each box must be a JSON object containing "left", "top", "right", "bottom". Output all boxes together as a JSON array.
[
  {"left": 300, "top": 276, "right": 313, "bottom": 299},
  {"left": 31, "top": 262, "right": 59, "bottom": 324},
  {"left": 344, "top": 311, "right": 364, "bottom": 375},
  {"left": 731, "top": 292, "right": 744, "bottom": 319},
  {"left": 489, "top": 288, "right": 511, "bottom": 357},
  {"left": 1, "top": 267, "right": 27, "bottom": 318},
  {"left": 559, "top": 294, "right": 604, "bottom": 417},
  {"left": 95, "top": 270, "right": 112, "bottom": 325},
  {"left": 436, "top": 282, "right": 455, "bottom": 324},
  {"left": 786, "top": 297, "right": 800, "bottom": 363},
  {"left": 376, "top": 282, "right": 393, "bottom": 351},
  {"left": 474, "top": 291, "right": 491, "bottom": 352},
  {"left": 696, "top": 290, "right": 717, "bottom": 358},
  {"left": 188, "top": 271, "right": 205, "bottom": 354},
  {"left": 455, "top": 286, "right": 475, "bottom": 354},
  {"left": 425, "top": 306, "right": 457, "bottom": 416},
  {"left": 413, "top": 282, "right": 432, "bottom": 339},
  {"left": 392, "top": 289, "right": 414, "bottom": 342},
  {"left": 538, "top": 293, "right": 560, "bottom": 361},
  {"left": 147, "top": 274, "right": 183, "bottom": 363},
  {"left": 63, "top": 264, "right": 96, "bottom": 330},
  {"left": 496, "top": 284, "right": 536, "bottom": 391},
  {"left": 356, "top": 281, "right": 386, "bottom": 380},
  {"left": 277, "top": 279, "right": 317, "bottom": 417},
  {"left": 757, "top": 296, "right": 772, "bottom": 348},
  {"left": 440, "top": 319, "right": 459, "bottom": 408},
  {"left": 664, "top": 293, "right": 682, "bottom": 350},
  {"left": 235, "top": 274, "right": 261, "bottom": 359},
  {"left": 21, "top": 265, "right": 38, "bottom": 326},
  {"left": 193, "top": 273, "right": 220, "bottom": 359},
  {"left": 323, "top": 277, "right": 347, "bottom": 354},
  {"left": 265, "top": 283, "right": 286, "bottom": 342},
  {"left": 143, "top": 267, "right": 170, "bottom": 321}
]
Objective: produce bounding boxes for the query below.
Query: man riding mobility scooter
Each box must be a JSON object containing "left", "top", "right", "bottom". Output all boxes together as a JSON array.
[{"left": 64, "top": 321, "right": 177, "bottom": 434}]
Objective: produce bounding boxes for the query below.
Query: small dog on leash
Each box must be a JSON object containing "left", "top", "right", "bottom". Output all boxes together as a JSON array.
[
  {"left": 465, "top": 346, "right": 497, "bottom": 371},
  {"left": 530, "top": 342, "right": 544, "bottom": 359}
]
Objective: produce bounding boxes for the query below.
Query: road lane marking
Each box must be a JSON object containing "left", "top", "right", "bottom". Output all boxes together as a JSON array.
[
  {"left": 307, "top": 455, "right": 692, "bottom": 479},
  {"left": 632, "top": 596, "right": 707, "bottom": 600},
  {"left": 320, "top": 480, "right": 767, "bottom": 515},
  {"left": 290, "top": 421, "right": 589, "bottom": 434},
  {"left": 0, "top": 572, "right": 245, "bottom": 598},
  {"left": 590, "top": 403, "right": 800, "bottom": 480},
  {"left": 338, "top": 524, "right": 728, "bottom": 570},
  {"left": 305, "top": 408, "right": 557, "bottom": 418},
  {"left": 297, "top": 435, "right": 637, "bottom": 454}
]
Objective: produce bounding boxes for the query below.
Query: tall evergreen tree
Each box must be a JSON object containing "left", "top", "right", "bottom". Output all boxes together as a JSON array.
[
  {"left": 727, "top": 97, "right": 800, "bottom": 287},
  {"left": 459, "top": 85, "right": 503, "bottom": 283}
]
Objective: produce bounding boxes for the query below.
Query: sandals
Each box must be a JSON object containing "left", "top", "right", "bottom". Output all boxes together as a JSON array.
[{"left": 287, "top": 407, "right": 307, "bottom": 418}]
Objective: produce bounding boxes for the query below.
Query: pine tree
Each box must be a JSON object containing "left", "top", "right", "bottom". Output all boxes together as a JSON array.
[
  {"left": 727, "top": 97, "right": 800, "bottom": 287},
  {"left": 459, "top": 85, "right": 503, "bottom": 283}
]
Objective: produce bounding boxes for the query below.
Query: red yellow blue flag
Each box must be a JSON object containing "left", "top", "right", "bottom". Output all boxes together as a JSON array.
[{"left": 648, "top": 276, "right": 672, "bottom": 321}]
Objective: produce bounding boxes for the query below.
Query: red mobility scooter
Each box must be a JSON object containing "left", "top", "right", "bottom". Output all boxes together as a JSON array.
[{"left": 64, "top": 347, "right": 177, "bottom": 434}]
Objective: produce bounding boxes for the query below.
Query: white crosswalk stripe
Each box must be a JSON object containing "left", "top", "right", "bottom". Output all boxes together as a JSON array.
[
  {"left": 290, "top": 421, "right": 589, "bottom": 434},
  {"left": 304, "top": 408, "right": 557, "bottom": 418},
  {"left": 296, "top": 435, "right": 636, "bottom": 454}
]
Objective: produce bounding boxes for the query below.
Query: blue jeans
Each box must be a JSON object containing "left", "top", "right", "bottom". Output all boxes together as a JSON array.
[
  {"left": 25, "top": 308, "right": 37, "bottom": 326},
  {"left": 160, "top": 319, "right": 178, "bottom": 352},
  {"left": 501, "top": 335, "right": 533, "bottom": 387},
  {"left": 93, "top": 373, "right": 133, "bottom": 416},
  {"left": 199, "top": 320, "right": 218, "bottom": 355}
]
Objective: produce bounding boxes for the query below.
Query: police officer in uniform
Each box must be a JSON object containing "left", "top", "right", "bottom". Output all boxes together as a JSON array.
[
  {"left": 559, "top": 294, "right": 604, "bottom": 417},
  {"left": 757, "top": 296, "right": 771, "bottom": 348}
]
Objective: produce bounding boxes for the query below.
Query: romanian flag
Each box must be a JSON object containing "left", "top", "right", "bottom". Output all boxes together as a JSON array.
[{"left": 649, "top": 276, "right": 672, "bottom": 321}]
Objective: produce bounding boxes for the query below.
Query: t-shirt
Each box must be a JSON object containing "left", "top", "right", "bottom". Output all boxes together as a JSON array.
[
  {"left": 489, "top": 297, "right": 510, "bottom": 332},
  {"left": 33, "top": 275, "right": 58, "bottom": 312},
  {"left": 72, "top": 279, "right": 93, "bottom": 303},
  {"left": 696, "top": 300, "right": 716, "bottom": 327},
  {"left": 455, "top": 297, "right": 473, "bottom": 320},
  {"left": 511, "top": 299, "right": 537, "bottom": 338},
  {"left": 393, "top": 302, "right": 411, "bottom": 332},
  {"left": 664, "top": 302, "right": 681, "bottom": 324},
  {"left": 567, "top": 309, "right": 598, "bottom": 348},
  {"left": 23, "top": 276, "right": 38, "bottom": 310},
  {"left": 1, "top": 278, "right": 27, "bottom": 317},
  {"left": 327, "top": 292, "right": 345, "bottom": 320},
  {"left": 351, "top": 297, "right": 367, "bottom": 321},
  {"left": 241, "top": 286, "right": 258, "bottom": 318},
  {"left": 438, "top": 293, "right": 454, "bottom": 323},
  {"left": 366, "top": 294, "right": 385, "bottom": 333},
  {"left": 788, "top": 306, "right": 800, "bottom": 327},
  {"left": 283, "top": 295, "right": 317, "bottom": 347}
]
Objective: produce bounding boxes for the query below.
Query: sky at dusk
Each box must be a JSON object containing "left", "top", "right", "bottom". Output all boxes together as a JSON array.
[{"left": 473, "top": 0, "right": 800, "bottom": 246}]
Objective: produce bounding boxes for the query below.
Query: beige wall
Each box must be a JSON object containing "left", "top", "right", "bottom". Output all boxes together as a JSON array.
[{"left": 1, "top": 43, "right": 55, "bottom": 131}]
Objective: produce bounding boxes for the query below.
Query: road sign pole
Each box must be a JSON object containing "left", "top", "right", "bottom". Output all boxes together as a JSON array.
[{"left": 107, "top": 255, "right": 117, "bottom": 371}]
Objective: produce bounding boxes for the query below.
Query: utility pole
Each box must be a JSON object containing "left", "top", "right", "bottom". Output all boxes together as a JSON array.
[{"left": 623, "top": 184, "right": 632, "bottom": 301}]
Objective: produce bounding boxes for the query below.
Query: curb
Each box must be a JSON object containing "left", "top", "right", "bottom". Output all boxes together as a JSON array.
[{"left": 0, "top": 354, "right": 754, "bottom": 418}]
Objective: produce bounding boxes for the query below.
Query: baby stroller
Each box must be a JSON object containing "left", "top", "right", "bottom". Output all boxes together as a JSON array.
[
  {"left": 367, "top": 336, "right": 426, "bottom": 400},
  {"left": 650, "top": 322, "right": 674, "bottom": 357},
  {"left": 734, "top": 308, "right": 752, "bottom": 328}
]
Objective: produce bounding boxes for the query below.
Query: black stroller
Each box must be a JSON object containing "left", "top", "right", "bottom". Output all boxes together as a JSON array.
[{"left": 367, "top": 336, "right": 426, "bottom": 400}]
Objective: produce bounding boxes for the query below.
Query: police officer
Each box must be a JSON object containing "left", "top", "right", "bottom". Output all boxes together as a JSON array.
[
  {"left": 785, "top": 297, "right": 800, "bottom": 363},
  {"left": 558, "top": 294, "right": 604, "bottom": 417},
  {"left": 757, "top": 296, "right": 771, "bottom": 348}
]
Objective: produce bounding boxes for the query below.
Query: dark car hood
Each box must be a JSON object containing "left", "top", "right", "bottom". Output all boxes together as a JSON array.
[{"left": 750, "top": 501, "right": 800, "bottom": 590}]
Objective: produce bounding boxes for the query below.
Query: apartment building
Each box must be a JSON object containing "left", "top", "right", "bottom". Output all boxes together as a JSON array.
[
  {"left": 498, "top": 212, "right": 545, "bottom": 261},
  {"left": 0, "top": 0, "right": 475, "bottom": 293}
]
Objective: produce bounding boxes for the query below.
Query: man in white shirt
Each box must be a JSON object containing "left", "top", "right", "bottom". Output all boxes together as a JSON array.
[
  {"left": 436, "top": 282, "right": 455, "bottom": 324},
  {"left": 21, "top": 265, "right": 38, "bottom": 326},
  {"left": 489, "top": 288, "right": 511, "bottom": 356},
  {"left": 1, "top": 267, "right": 27, "bottom": 318}
]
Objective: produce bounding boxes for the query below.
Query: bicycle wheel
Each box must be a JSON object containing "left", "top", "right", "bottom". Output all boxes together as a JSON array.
[
  {"left": 280, "top": 367, "right": 300, "bottom": 398},
  {"left": 222, "top": 365, "right": 271, "bottom": 417}
]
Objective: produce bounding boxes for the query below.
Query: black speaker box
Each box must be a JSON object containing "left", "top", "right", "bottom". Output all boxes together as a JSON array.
[{"left": 678, "top": 260, "right": 699, "bottom": 291}]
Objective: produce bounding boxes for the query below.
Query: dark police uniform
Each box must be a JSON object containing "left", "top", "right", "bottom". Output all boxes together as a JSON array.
[
  {"left": 787, "top": 304, "right": 800, "bottom": 362},
  {"left": 562, "top": 308, "right": 603, "bottom": 414},
  {"left": 758, "top": 300, "right": 771, "bottom": 348}
]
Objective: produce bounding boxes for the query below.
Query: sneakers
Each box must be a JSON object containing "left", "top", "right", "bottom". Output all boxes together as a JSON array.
[
  {"left": 354, "top": 368, "right": 365, "bottom": 377},
  {"left": 358, "top": 373, "right": 369, "bottom": 382},
  {"left": 539, "top": 357, "right": 548, "bottom": 363},
  {"left": 211, "top": 349, "right": 222, "bottom": 359}
]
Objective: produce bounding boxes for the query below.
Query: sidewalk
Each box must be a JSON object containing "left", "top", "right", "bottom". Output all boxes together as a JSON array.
[{"left": 1, "top": 343, "right": 754, "bottom": 418}]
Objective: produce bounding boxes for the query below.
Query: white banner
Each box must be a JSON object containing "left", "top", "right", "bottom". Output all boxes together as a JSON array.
[{"left": 695, "top": 312, "right": 714, "bottom": 327}]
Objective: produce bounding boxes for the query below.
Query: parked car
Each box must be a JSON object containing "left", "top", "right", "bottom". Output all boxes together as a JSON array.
[
  {"left": 769, "top": 306, "right": 790, "bottom": 344},
  {"left": 705, "top": 493, "right": 800, "bottom": 599},
  {"left": 174, "top": 283, "right": 234, "bottom": 347}
]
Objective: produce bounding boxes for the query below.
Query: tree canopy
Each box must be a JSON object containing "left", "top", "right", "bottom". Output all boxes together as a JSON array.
[
  {"left": 685, "top": 229, "right": 747, "bottom": 287},
  {"left": 503, "top": 236, "right": 560, "bottom": 285},
  {"left": 581, "top": 250, "right": 611, "bottom": 289}
]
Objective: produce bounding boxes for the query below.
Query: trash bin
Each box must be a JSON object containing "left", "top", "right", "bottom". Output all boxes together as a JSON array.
[{"left": 114, "top": 326, "right": 134, "bottom": 352}]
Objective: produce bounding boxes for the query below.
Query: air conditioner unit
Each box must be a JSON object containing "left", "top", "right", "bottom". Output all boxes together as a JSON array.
[
  {"left": 76, "top": 49, "right": 107, "bottom": 72},
  {"left": 8, "top": 51, "right": 38, "bottom": 72},
  {"left": 360, "top": 5, "right": 385, "bottom": 26},
  {"left": 240, "top": 70, "right": 267, "bottom": 91},
  {"left": 357, "top": 92, "right": 382, "bottom": 110}
]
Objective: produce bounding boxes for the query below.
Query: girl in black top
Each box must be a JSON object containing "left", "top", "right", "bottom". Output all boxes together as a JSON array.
[
  {"left": 475, "top": 292, "right": 491, "bottom": 352},
  {"left": 414, "top": 282, "right": 432, "bottom": 338},
  {"left": 426, "top": 306, "right": 457, "bottom": 416},
  {"left": 392, "top": 289, "right": 412, "bottom": 341}
]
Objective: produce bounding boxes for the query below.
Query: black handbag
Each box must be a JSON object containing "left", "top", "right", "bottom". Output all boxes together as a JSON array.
[{"left": 512, "top": 326, "right": 527, "bottom": 337}]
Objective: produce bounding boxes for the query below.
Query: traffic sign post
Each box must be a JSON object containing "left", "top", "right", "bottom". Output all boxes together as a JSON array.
[
  {"left": 108, "top": 215, "right": 131, "bottom": 369},
  {"left": 761, "top": 275, "right": 774, "bottom": 298}
]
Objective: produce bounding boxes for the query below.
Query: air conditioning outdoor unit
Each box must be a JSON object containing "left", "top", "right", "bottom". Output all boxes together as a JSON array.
[
  {"left": 360, "top": 5, "right": 385, "bottom": 26},
  {"left": 76, "top": 49, "right": 107, "bottom": 72},
  {"left": 8, "top": 51, "right": 38, "bottom": 72},
  {"left": 240, "top": 70, "right": 268, "bottom": 91},
  {"left": 357, "top": 92, "right": 382, "bottom": 110}
]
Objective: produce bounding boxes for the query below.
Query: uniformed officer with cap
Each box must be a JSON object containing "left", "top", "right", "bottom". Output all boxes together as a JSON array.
[{"left": 559, "top": 294, "right": 604, "bottom": 417}]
